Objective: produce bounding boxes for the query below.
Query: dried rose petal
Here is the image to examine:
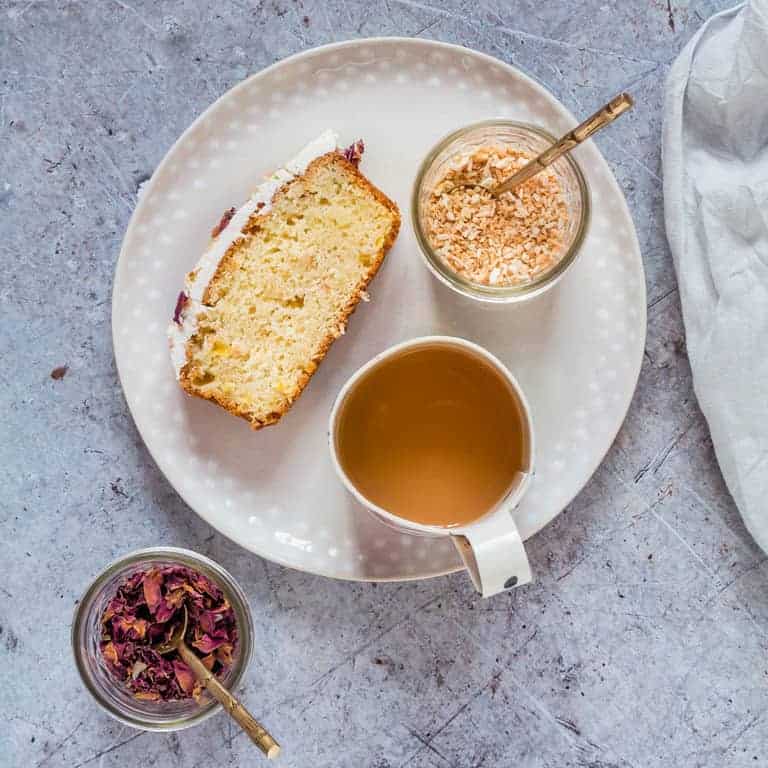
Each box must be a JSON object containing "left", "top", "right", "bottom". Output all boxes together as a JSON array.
[
  {"left": 135, "top": 691, "right": 161, "bottom": 701},
  {"left": 173, "top": 292, "right": 188, "bottom": 325},
  {"left": 122, "top": 572, "right": 144, "bottom": 594},
  {"left": 207, "top": 599, "right": 231, "bottom": 615},
  {"left": 154, "top": 600, "right": 177, "bottom": 624},
  {"left": 211, "top": 206, "right": 236, "bottom": 238},
  {"left": 113, "top": 615, "right": 149, "bottom": 640},
  {"left": 342, "top": 139, "right": 365, "bottom": 167},
  {"left": 165, "top": 588, "right": 186, "bottom": 608},
  {"left": 191, "top": 633, "right": 227, "bottom": 654},
  {"left": 142, "top": 569, "right": 163, "bottom": 614},
  {"left": 102, "top": 641, "right": 119, "bottom": 666},
  {"left": 197, "top": 610, "right": 218, "bottom": 635},
  {"left": 216, "top": 643, "right": 234, "bottom": 668},
  {"left": 173, "top": 660, "right": 196, "bottom": 695}
]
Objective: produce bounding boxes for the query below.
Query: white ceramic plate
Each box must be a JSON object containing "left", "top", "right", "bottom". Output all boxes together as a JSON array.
[{"left": 113, "top": 39, "right": 646, "bottom": 582}]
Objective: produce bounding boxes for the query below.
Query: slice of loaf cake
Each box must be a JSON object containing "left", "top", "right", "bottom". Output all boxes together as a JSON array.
[{"left": 168, "top": 130, "right": 400, "bottom": 429}]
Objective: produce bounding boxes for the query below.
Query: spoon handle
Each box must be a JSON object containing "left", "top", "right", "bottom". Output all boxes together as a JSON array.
[
  {"left": 178, "top": 643, "right": 281, "bottom": 759},
  {"left": 493, "top": 92, "right": 634, "bottom": 196}
]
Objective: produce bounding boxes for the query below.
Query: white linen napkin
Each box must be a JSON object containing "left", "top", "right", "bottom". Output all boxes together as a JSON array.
[{"left": 663, "top": 0, "right": 768, "bottom": 554}]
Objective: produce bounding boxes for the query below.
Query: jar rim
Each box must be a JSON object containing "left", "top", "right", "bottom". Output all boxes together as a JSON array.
[
  {"left": 71, "top": 547, "right": 254, "bottom": 731},
  {"left": 411, "top": 119, "right": 591, "bottom": 303}
]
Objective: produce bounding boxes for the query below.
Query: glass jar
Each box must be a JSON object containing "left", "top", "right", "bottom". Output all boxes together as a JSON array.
[
  {"left": 71, "top": 547, "right": 254, "bottom": 731},
  {"left": 412, "top": 120, "right": 590, "bottom": 303}
]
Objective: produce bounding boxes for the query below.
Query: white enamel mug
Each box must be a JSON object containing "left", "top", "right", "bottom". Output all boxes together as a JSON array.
[{"left": 328, "top": 336, "right": 534, "bottom": 597}]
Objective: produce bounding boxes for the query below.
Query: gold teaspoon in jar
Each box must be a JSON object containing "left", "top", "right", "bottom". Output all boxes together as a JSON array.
[
  {"left": 155, "top": 606, "right": 281, "bottom": 759},
  {"left": 451, "top": 92, "right": 634, "bottom": 197}
]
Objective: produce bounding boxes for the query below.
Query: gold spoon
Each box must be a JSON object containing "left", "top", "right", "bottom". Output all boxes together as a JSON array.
[
  {"left": 155, "top": 606, "right": 280, "bottom": 759},
  {"left": 451, "top": 92, "right": 634, "bottom": 197}
]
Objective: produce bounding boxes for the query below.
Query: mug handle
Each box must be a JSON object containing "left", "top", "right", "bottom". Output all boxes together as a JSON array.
[{"left": 451, "top": 508, "right": 532, "bottom": 597}]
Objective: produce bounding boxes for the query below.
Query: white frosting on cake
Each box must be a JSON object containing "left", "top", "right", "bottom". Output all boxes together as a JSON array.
[{"left": 168, "top": 129, "right": 340, "bottom": 378}]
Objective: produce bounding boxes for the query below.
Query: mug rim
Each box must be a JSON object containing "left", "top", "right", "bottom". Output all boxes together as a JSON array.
[{"left": 328, "top": 335, "right": 535, "bottom": 536}]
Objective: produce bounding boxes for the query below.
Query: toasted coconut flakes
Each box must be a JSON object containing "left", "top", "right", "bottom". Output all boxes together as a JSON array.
[{"left": 425, "top": 144, "right": 568, "bottom": 287}]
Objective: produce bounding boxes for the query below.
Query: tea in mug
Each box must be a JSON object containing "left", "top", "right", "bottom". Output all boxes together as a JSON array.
[{"left": 335, "top": 344, "right": 527, "bottom": 528}]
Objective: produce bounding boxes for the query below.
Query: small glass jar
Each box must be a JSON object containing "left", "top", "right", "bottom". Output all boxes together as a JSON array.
[
  {"left": 71, "top": 547, "right": 254, "bottom": 731},
  {"left": 412, "top": 120, "right": 590, "bottom": 303}
]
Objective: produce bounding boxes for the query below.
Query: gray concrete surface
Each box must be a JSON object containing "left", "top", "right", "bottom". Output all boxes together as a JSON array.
[{"left": 2, "top": 1, "right": 767, "bottom": 766}]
